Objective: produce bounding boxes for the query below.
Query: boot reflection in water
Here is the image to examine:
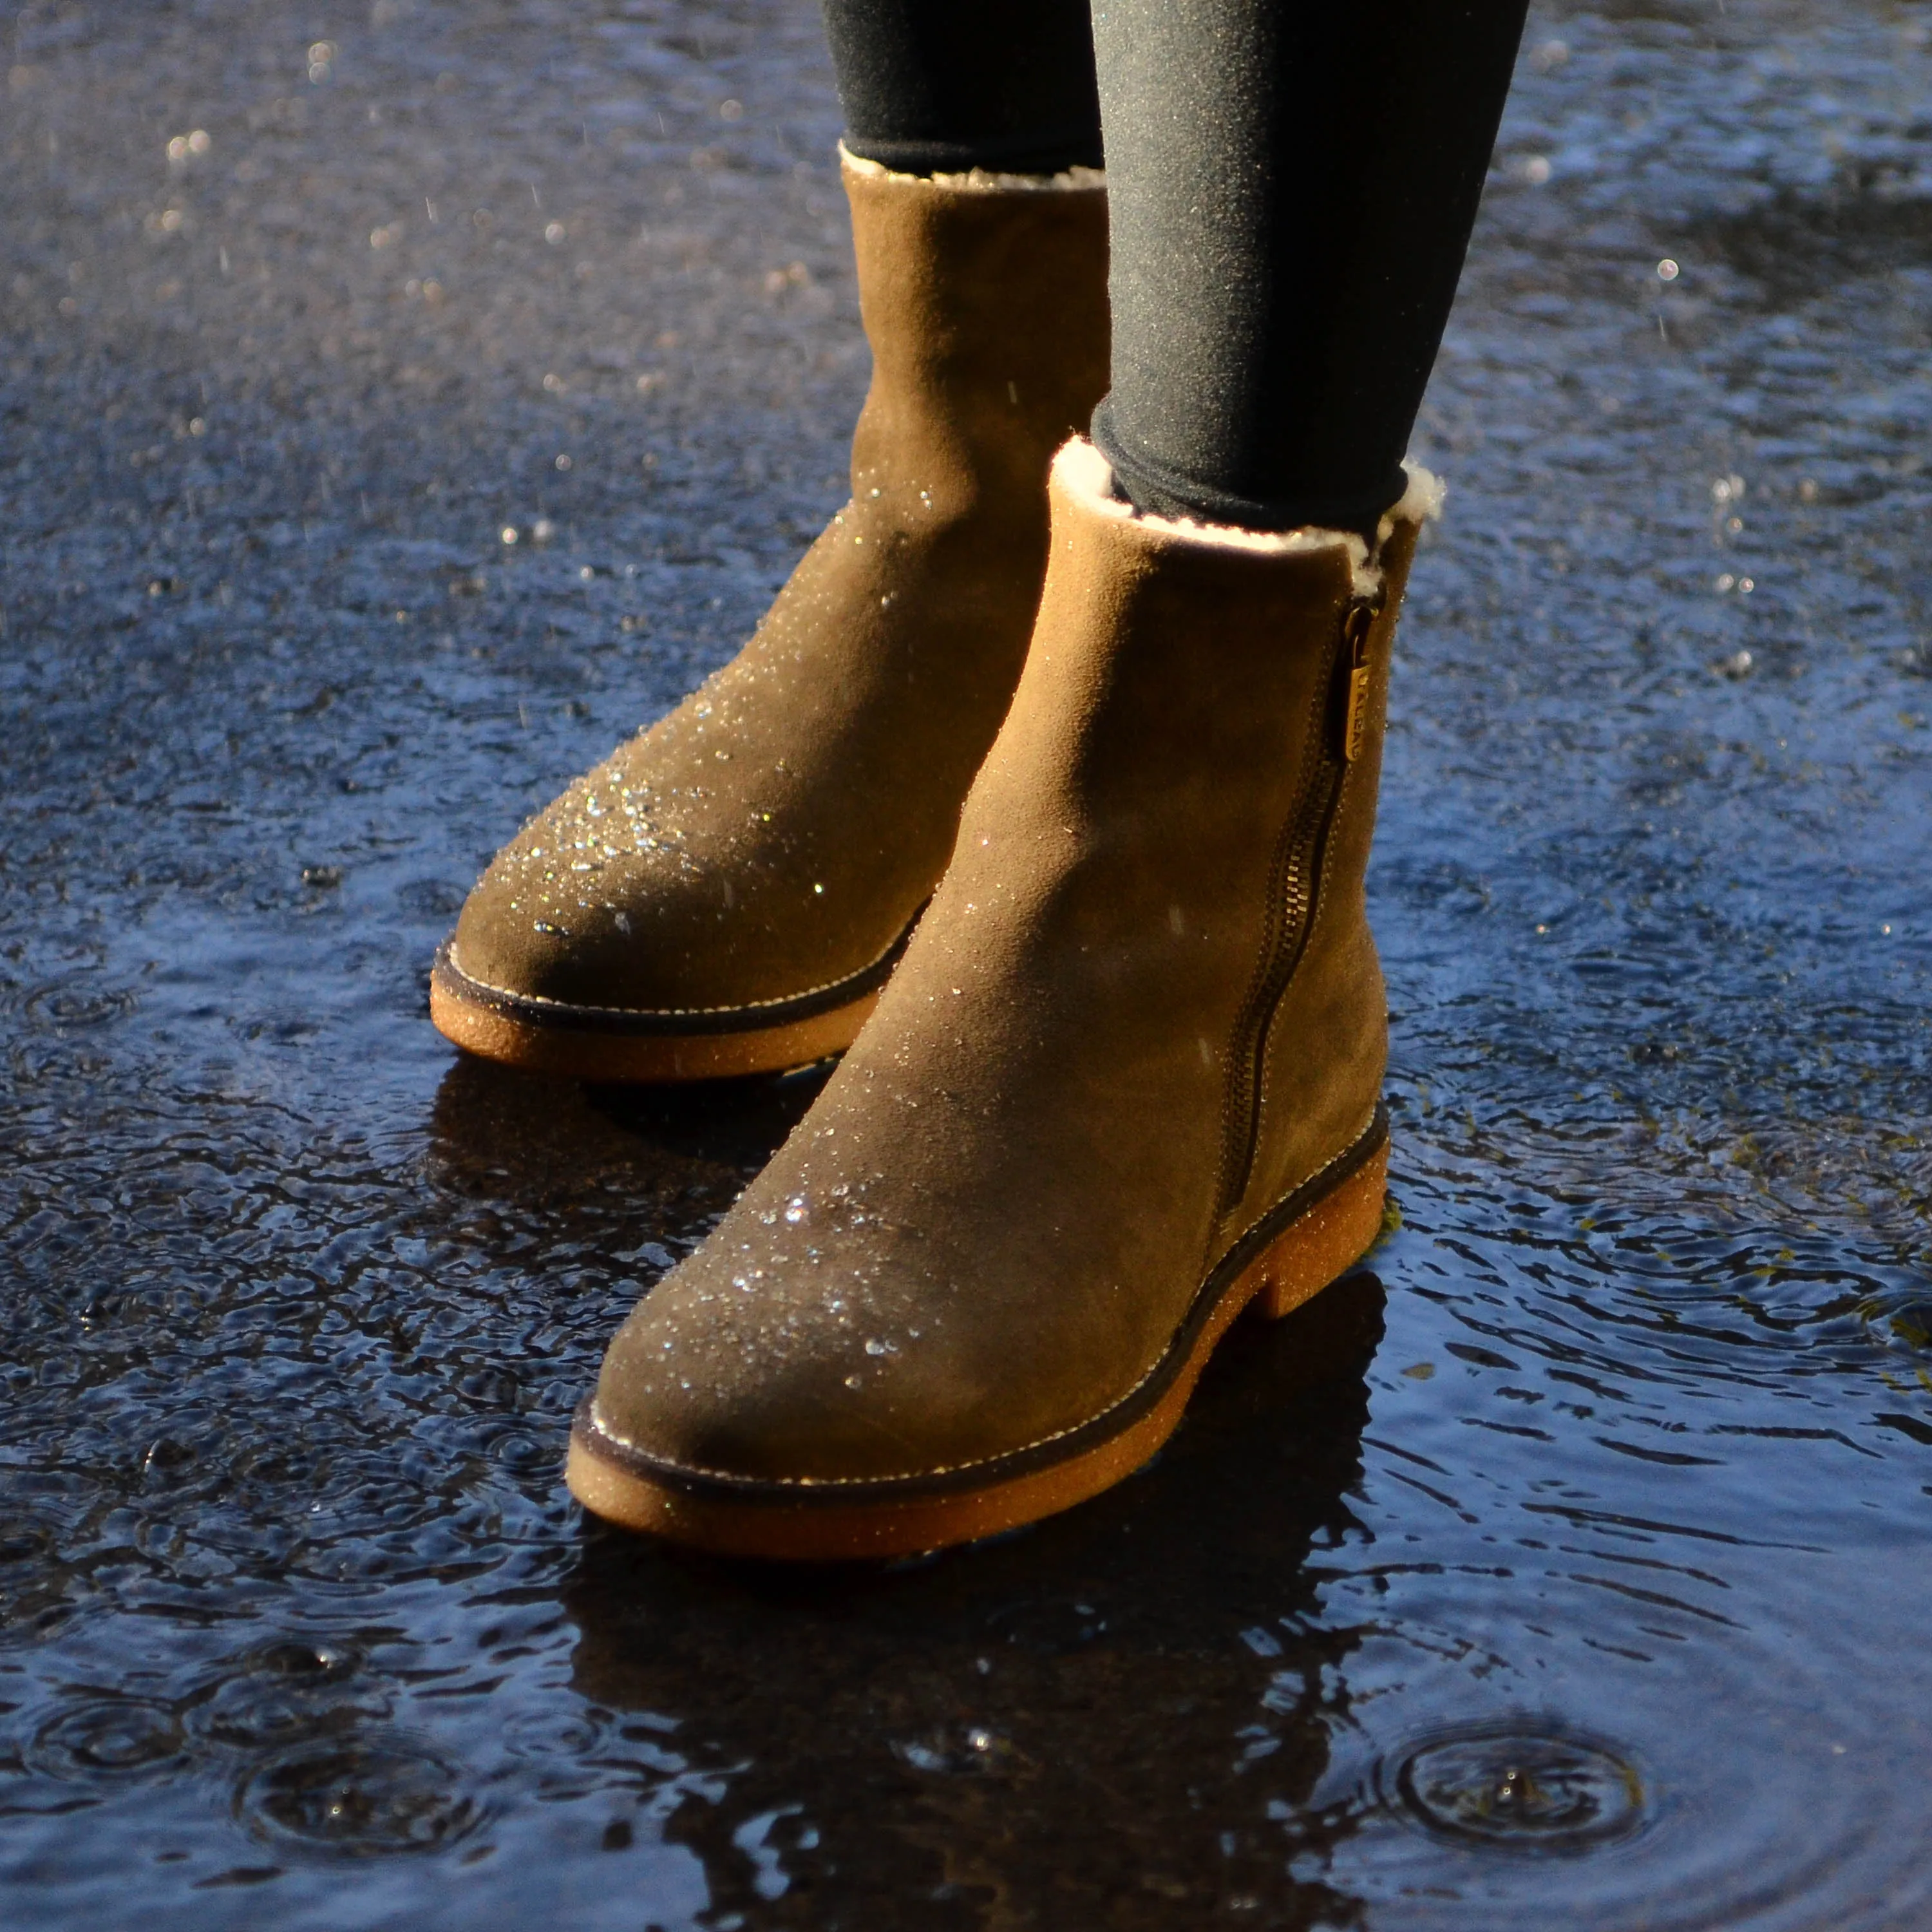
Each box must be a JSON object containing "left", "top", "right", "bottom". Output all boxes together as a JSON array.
[
  {"left": 455, "top": 1, "right": 1531, "bottom": 1558},
  {"left": 563, "top": 1275, "right": 1387, "bottom": 1918}
]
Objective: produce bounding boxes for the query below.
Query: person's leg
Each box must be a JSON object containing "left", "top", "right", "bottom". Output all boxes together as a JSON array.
[
  {"left": 1092, "top": 0, "right": 1528, "bottom": 537},
  {"left": 567, "top": 6, "right": 1530, "bottom": 1557},
  {"left": 433, "top": 8, "right": 1107, "bottom": 1082},
  {"left": 823, "top": 0, "right": 1101, "bottom": 176}
]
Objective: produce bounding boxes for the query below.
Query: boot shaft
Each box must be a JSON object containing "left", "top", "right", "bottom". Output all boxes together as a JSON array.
[
  {"left": 959, "top": 439, "right": 1436, "bottom": 1260},
  {"left": 841, "top": 150, "right": 1111, "bottom": 520}
]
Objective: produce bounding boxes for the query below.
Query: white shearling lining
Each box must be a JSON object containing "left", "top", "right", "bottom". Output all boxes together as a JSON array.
[
  {"left": 840, "top": 143, "right": 1104, "bottom": 193},
  {"left": 1385, "top": 460, "right": 1446, "bottom": 537},
  {"left": 1055, "top": 440, "right": 1443, "bottom": 599}
]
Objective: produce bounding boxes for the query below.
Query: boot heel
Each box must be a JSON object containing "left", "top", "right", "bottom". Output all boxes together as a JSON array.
[{"left": 1247, "top": 1140, "right": 1389, "bottom": 1321}]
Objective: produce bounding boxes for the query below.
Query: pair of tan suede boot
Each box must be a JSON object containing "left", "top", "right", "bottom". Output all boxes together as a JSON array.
[{"left": 431, "top": 153, "right": 1438, "bottom": 1560}]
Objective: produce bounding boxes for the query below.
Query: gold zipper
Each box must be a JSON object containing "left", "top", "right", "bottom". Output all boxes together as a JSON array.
[
  {"left": 1216, "top": 593, "right": 1382, "bottom": 1219},
  {"left": 1340, "top": 597, "right": 1377, "bottom": 763}
]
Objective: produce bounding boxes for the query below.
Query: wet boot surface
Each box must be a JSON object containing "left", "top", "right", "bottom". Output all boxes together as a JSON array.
[
  {"left": 435, "top": 153, "right": 1108, "bottom": 1079},
  {"left": 3, "top": 3, "right": 1930, "bottom": 1927}
]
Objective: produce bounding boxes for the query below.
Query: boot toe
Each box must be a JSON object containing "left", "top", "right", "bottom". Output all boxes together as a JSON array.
[
  {"left": 448, "top": 837, "right": 650, "bottom": 1012},
  {"left": 445, "top": 758, "right": 799, "bottom": 1016},
  {"left": 589, "top": 1271, "right": 1007, "bottom": 1490}
]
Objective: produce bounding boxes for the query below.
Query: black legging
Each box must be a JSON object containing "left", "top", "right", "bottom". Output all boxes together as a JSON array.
[
  {"left": 820, "top": 0, "right": 1104, "bottom": 176},
  {"left": 824, "top": 0, "right": 1528, "bottom": 538}
]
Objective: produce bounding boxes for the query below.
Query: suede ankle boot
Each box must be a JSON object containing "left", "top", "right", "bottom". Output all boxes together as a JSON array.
[
  {"left": 432, "top": 151, "right": 1109, "bottom": 1081},
  {"left": 565, "top": 437, "right": 1443, "bottom": 1557}
]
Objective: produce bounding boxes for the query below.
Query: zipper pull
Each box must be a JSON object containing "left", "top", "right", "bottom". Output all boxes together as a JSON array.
[{"left": 1338, "top": 599, "right": 1378, "bottom": 763}]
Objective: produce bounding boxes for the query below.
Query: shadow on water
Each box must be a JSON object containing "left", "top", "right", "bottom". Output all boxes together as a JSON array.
[
  {"left": 1684, "top": 187, "right": 1932, "bottom": 312},
  {"left": 563, "top": 1277, "right": 1385, "bottom": 1929},
  {"left": 426, "top": 1052, "right": 835, "bottom": 1211}
]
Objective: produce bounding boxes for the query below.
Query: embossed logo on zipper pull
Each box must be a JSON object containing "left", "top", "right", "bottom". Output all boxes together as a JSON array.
[{"left": 1340, "top": 600, "right": 1377, "bottom": 764}]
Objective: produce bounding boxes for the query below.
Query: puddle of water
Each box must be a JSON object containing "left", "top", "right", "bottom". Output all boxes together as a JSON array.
[{"left": 1, "top": 0, "right": 1929, "bottom": 1926}]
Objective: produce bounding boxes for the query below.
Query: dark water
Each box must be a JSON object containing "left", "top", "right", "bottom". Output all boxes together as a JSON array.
[{"left": 3, "top": 1, "right": 1929, "bottom": 1924}]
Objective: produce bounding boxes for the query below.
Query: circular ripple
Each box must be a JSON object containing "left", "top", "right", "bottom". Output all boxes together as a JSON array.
[
  {"left": 27, "top": 1699, "right": 186, "bottom": 1782},
  {"left": 1390, "top": 1723, "right": 1646, "bottom": 1853},
  {"left": 1321, "top": 1570, "right": 1932, "bottom": 1927},
  {"left": 479, "top": 1423, "right": 553, "bottom": 1473},
  {"left": 236, "top": 1734, "right": 482, "bottom": 1855},
  {"left": 24, "top": 984, "right": 137, "bottom": 1030},
  {"left": 251, "top": 1640, "right": 361, "bottom": 1681},
  {"left": 500, "top": 1705, "right": 605, "bottom": 1760},
  {"left": 189, "top": 1641, "right": 386, "bottom": 1752}
]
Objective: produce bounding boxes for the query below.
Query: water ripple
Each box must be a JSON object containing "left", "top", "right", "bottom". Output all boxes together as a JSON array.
[{"left": 236, "top": 1734, "right": 485, "bottom": 1857}]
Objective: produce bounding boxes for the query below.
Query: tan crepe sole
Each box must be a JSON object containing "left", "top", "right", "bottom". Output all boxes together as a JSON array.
[
  {"left": 429, "top": 971, "right": 880, "bottom": 1083},
  {"left": 566, "top": 1139, "right": 1388, "bottom": 1560}
]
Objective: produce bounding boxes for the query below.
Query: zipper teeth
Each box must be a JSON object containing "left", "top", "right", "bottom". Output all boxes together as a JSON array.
[
  {"left": 1216, "top": 751, "right": 1345, "bottom": 1218},
  {"left": 1214, "top": 605, "right": 1368, "bottom": 1220}
]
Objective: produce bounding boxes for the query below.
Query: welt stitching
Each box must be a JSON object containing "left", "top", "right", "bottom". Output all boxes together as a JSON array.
[{"left": 445, "top": 911, "right": 915, "bottom": 1020}]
